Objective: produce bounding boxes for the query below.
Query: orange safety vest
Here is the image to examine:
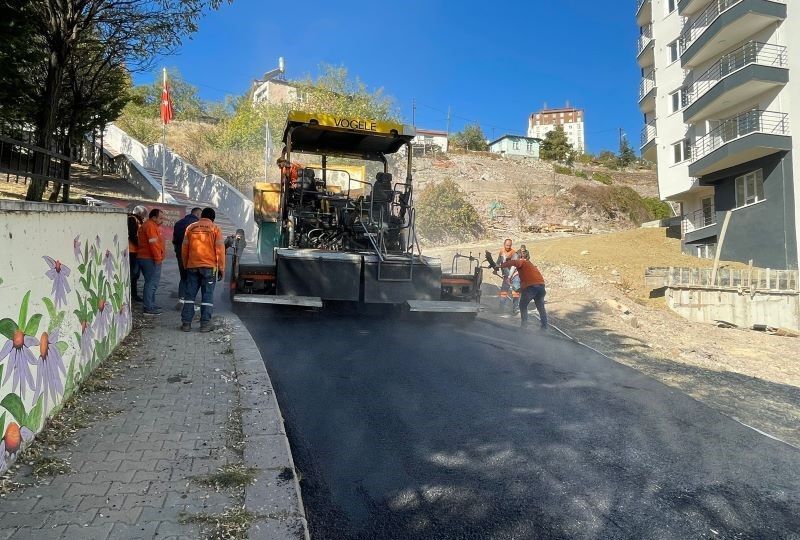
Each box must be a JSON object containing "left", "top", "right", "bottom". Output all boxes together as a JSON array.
[
  {"left": 137, "top": 219, "right": 165, "bottom": 263},
  {"left": 181, "top": 218, "right": 225, "bottom": 272}
]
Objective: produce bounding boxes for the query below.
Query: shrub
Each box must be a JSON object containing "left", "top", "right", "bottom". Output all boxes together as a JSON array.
[
  {"left": 593, "top": 172, "right": 613, "bottom": 185},
  {"left": 569, "top": 184, "right": 652, "bottom": 225},
  {"left": 575, "top": 152, "right": 594, "bottom": 164},
  {"left": 553, "top": 164, "right": 572, "bottom": 176},
  {"left": 416, "top": 179, "right": 484, "bottom": 243},
  {"left": 575, "top": 170, "right": 588, "bottom": 179},
  {"left": 643, "top": 197, "right": 673, "bottom": 220}
]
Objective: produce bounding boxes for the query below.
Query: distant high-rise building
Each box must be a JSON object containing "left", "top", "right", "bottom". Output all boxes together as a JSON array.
[
  {"left": 527, "top": 106, "right": 585, "bottom": 153},
  {"left": 637, "top": 0, "right": 797, "bottom": 269}
]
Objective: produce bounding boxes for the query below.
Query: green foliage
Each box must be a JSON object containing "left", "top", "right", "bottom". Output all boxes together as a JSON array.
[
  {"left": 449, "top": 124, "right": 489, "bottom": 151},
  {"left": 593, "top": 172, "right": 614, "bottom": 185},
  {"left": 575, "top": 170, "right": 588, "bottom": 179},
  {"left": 540, "top": 125, "right": 574, "bottom": 162},
  {"left": 618, "top": 138, "right": 637, "bottom": 168},
  {"left": 416, "top": 179, "right": 484, "bottom": 243},
  {"left": 569, "top": 184, "right": 653, "bottom": 225},
  {"left": 575, "top": 152, "right": 594, "bottom": 164},
  {"left": 553, "top": 164, "right": 572, "bottom": 176},
  {"left": 643, "top": 197, "right": 673, "bottom": 220},
  {"left": 123, "top": 68, "right": 205, "bottom": 121}
]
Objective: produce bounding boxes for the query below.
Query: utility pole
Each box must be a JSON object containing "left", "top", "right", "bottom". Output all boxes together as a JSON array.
[
  {"left": 412, "top": 98, "right": 416, "bottom": 127},
  {"left": 619, "top": 127, "right": 624, "bottom": 153},
  {"left": 446, "top": 105, "right": 451, "bottom": 136}
]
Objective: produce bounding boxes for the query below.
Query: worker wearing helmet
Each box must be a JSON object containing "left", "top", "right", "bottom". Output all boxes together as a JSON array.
[
  {"left": 127, "top": 205, "right": 147, "bottom": 302},
  {"left": 181, "top": 207, "right": 225, "bottom": 332}
]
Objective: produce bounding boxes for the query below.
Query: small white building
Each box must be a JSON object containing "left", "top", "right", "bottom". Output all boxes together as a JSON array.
[
  {"left": 412, "top": 128, "right": 449, "bottom": 154},
  {"left": 488, "top": 134, "right": 541, "bottom": 159},
  {"left": 251, "top": 79, "right": 306, "bottom": 105}
]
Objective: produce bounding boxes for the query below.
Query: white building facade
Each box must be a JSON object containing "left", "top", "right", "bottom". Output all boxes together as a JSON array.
[
  {"left": 638, "top": 0, "right": 798, "bottom": 269},
  {"left": 527, "top": 107, "right": 585, "bottom": 153},
  {"left": 488, "top": 134, "right": 541, "bottom": 159},
  {"left": 412, "top": 128, "right": 449, "bottom": 154}
]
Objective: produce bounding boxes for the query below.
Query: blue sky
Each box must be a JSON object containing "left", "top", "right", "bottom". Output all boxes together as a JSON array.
[{"left": 135, "top": 0, "right": 641, "bottom": 154}]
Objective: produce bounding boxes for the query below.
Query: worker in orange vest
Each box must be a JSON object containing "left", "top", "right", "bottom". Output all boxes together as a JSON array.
[
  {"left": 180, "top": 207, "right": 225, "bottom": 332},
  {"left": 137, "top": 208, "right": 166, "bottom": 315},
  {"left": 496, "top": 238, "right": 519, "bottom": 312},
  {"left": 127, "top": 205, "right": 147, "bottom": 302},
  {"left": 277, "top": 157, "right": 304, "bottom": 188},
  {"left": 493, "top": 254, "right": 548, "bottom": 330}
]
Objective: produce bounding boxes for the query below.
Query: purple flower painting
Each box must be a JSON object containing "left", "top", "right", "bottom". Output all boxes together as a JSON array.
[
  {"left": 117, "top": 303, "right": 130, "bottom": 334},
  {"left": 93, "top": 298, "right": 112, "bottom": 340},
  {"left": 80, "top": 320, "right": 94, "bottom": 364},
  {"left": 43, "top": 256, "right": 71, "bottom": 308},
  {"left": 0, "top": 329, "right": 39, "bottom": 399},
  {"left": 73, "top": 235, "right": 82, "bottom": 263},
  {"left": 103, "top": 249, "right": 115, "bottom": 278},
  {"left": 35, "top": 330, "right": 66, "bottom": 410}
]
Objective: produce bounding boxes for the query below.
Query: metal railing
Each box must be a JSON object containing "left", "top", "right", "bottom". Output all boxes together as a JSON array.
[
  {"left": 664, "top": 266, "right": 798, "bottom": 292},
  {"left": 640, "top": 121, "right": 657, "bottom": 147},
  {"left": 637, "top": 24, "right": 653, "bottom": 54},
  {"left": 639, "top": 69, "right": 656, "bottom": 100},
  {"left": 691, "top": 109, "right": 789, "bottom": 161},
  {"left": 681, "top": 0, "right": 743, "bottom": 51},
  {"left": 0, "top": 121, "right": 71, "bottom": 197},
  {"left": 687, "top": 42, "right": 787, "bottom": 105},
  {"left": 637, "top": 0, "right": 651, "bottom": 13},
  {"left": 682, "top": 204, "right": 715, "bottom": 233}
]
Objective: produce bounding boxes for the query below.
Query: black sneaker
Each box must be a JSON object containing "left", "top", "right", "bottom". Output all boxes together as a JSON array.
[
  {"left": 144, "top": 309, "right": 163, "bottom": 316},
  {"left": 200, "top": 324, "right": 212, "bottom": 333},
  {"left": 180, "top": 322, "right": 191, "bottom": 332}
]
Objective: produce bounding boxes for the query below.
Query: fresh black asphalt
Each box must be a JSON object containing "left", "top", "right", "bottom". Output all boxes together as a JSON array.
[{"left": 239, "top": 310, "right": 800, "bottom": 540}]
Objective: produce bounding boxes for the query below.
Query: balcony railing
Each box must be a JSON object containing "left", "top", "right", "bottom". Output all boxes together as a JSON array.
[
  {"left": 686, "top": 42, "right": 787, "bottom": 105},
  {"left": 691, "top": 109, "right": 789, "bottom": 161},
  {"left": 639, "top": 69, "right": 656, "bottom": 100},
  {"left": 637, "top": 24, "right": 653, "bottom": 54},
  {"left": 637, "top": 0, "right": 649, "bottom": 11},
  {"left": 641, "top": 121, "right": 657, "bottom": 147},
  {"left": 682, "top": 205, "right": 715, "bottom": 233},
  {"left": 680, "top": 0, "right": 742, "bottom": 51}
]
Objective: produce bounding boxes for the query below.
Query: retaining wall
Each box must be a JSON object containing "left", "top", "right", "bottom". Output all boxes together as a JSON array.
[
  {"left": 103, "top": 124, "right": 256, "bottom": 242},
  {"left": 666, "top": 287, "right": 800, "bottom": 330},
  {"left": 0, "top": 201, "right": 131, "bottom": 474}
]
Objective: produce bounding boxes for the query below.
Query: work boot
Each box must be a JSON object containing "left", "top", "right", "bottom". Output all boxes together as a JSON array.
[
  {"left": 180, "top": 322, "right": 191, "bottom": 332},
  {"left": 132, "top": 294, "right": 142, "bottom": 303},
  {"left": 200, "top": 323, "right": 212, "bottom": 333}
]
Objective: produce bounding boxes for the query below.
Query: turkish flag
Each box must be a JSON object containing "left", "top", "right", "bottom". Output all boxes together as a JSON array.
[{"left": 160, "top": 74, "right": 174, "bottom": 125}]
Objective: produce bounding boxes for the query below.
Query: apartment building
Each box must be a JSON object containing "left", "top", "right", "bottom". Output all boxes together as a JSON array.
[
  {"left": 527, "top": 106, "right": 585, "bottom": 152},
  {"left": 637, "top": 0, "right": 798, "bottom": 269}
]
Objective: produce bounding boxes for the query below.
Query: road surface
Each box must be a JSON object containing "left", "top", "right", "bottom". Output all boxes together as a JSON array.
[{"left": 239, "top": 310, "right": 800, "bottom": 539}]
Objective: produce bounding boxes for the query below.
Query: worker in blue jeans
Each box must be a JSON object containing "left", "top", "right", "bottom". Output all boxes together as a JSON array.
[
  {"left": 181, "top": 208, "right": 225, "bottom": 332},
  {"left": 494, "top": 256, "right": 548, "bottom": 329}
]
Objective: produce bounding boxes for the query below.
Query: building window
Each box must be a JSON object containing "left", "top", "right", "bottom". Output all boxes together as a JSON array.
[
  {"left": 701, "top": 197, "right": 714, "bottom": 227},
  {"left": 668, "top": 40, "right": 679, "bottom": 63},
  {"left": 696, "top": 243, "right": 715, "bottom": 259},
  {"left": 672, "top": 139, "right": 690, "bottom": 164},
  {"left": 512, "top": 140, "right": 520, "bottom": 150},
  {"left": 735, "top": 170, "right": 765, "bottom": 207},
  {"left": 667, "top": 0, "right": 677, "bottom": 13},
  {"left": 527, "top": 141, "right": 534, "bottom": 152}
]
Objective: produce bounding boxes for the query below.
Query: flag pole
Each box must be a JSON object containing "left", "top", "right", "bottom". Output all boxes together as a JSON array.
[{"left": 161, "top": 68, "right": 167, "bottom": 203}]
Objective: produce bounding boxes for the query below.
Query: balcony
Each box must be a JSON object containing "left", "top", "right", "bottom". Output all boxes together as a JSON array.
[
  {"left": 684, "top": 42, "right": 788, "bottom": 123},
  {"left": 682, "top": 204, "right": 716, "bottom": 236},
  {"left": 689, "top": 109, "right": 791, "bottom": 177},
  {"left": 679, "top": 0, "right": 713, "bottom": 15},
  {"left": 637, "top": 25, "right": 655, "bottom": 67},
  {"left": 638, "top": 70, "right": 656, "bottom": 113},
  {"left": 680, "top": 0, "right": 786, "bottom": 68},
  {"left": 637, "top": 0, "right": 653, "bottom": 25},
  {"left": 640, "top": 121, "right": 657, "bottom": 162}
]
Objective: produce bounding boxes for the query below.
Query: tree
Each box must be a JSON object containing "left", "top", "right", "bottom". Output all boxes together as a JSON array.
[
  {"left": 13, "top": 0, "right": 230, "bottom": 201},
  {"left": 539, "top": 125, "right": 574, "bottom": 162},
  {"left": 617, "top": 137, "right": 636, "bottom": 168},
  {"left": 449, "top": 124, "right": 488, "bottom": 151},
  {"left": 416, "top": 179, "right": 484, "bottom": 243}
]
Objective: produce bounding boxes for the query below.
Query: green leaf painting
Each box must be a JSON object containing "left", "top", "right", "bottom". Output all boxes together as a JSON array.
[
  {"left": 24, "top": 313, "right": 43, "bottom": 337},
  {"left": 0, "top": 394, "right": 27, "bottom": 423},
  {"left": 0, "top": 318, "right": 16, "bottom": 340},
  {"left": 56, "top": 341, "right": 68, "bottom": 355},
  {"left": 18, "top": 290, "right": 30, "bottom": 331},
  {"left": 24, "top": 395, "right": 44, "bottom": 431}
]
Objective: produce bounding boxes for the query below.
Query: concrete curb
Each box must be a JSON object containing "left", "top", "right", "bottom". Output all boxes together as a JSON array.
[{"left": 227, "top": 314, "right": 311, "bottom": 540}]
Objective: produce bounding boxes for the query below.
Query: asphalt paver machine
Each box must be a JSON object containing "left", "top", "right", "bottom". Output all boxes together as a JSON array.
[{"left": 230, "top": 111, "right": 481, "bottom": 315}]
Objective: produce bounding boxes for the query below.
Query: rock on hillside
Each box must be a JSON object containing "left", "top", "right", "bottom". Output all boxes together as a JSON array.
[{"left": 407, "top": 152, "right": 660, "bottom": 236}]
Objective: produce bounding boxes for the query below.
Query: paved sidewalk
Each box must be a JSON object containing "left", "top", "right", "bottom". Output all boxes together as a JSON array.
[{"left": 0, "top": 263, "right": 307, "bottom": 539}]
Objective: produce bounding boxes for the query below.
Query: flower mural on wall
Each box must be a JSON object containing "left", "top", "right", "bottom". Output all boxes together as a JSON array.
[
  {"left": 35, "top": 330, "right": 66, "bottom": 410},
  {"left": 0, "top": 292, "right": 42, "bottom": 400},
  {"left": 1, "top": 225, "right": 130, "bottom": 476},
  {"left": 43, "top": 256, "right": 71, "bottom": 309}
]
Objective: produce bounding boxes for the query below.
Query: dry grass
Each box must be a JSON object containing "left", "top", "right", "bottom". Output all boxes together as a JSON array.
[
  {"left": 180, "top": 506, "right": 257, "bottom": 540},
  {"left": 194, "top": 464, "right": 259, "bottom": 491}
]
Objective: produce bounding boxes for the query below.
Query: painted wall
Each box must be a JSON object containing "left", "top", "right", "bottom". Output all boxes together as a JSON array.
[
  {"left": 0, "top": 201, "right": 131, "bottom": 474},
  {"left": 667, "top": 287, "right": 799, "bottom": 331}
]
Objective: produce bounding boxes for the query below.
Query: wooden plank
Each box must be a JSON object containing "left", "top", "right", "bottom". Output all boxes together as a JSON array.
[{"left": 233, "top": 294, "right": 322, "bottom": 307}]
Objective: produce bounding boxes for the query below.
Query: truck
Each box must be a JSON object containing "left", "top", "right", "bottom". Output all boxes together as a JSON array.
[{"left": 229, "top": 111, "right": 482, "bottom": 316}]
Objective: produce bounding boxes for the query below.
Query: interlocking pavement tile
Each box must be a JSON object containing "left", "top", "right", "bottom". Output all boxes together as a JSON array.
[{"left": 62, "top": 523, "right": 114, "bottom": 540}]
